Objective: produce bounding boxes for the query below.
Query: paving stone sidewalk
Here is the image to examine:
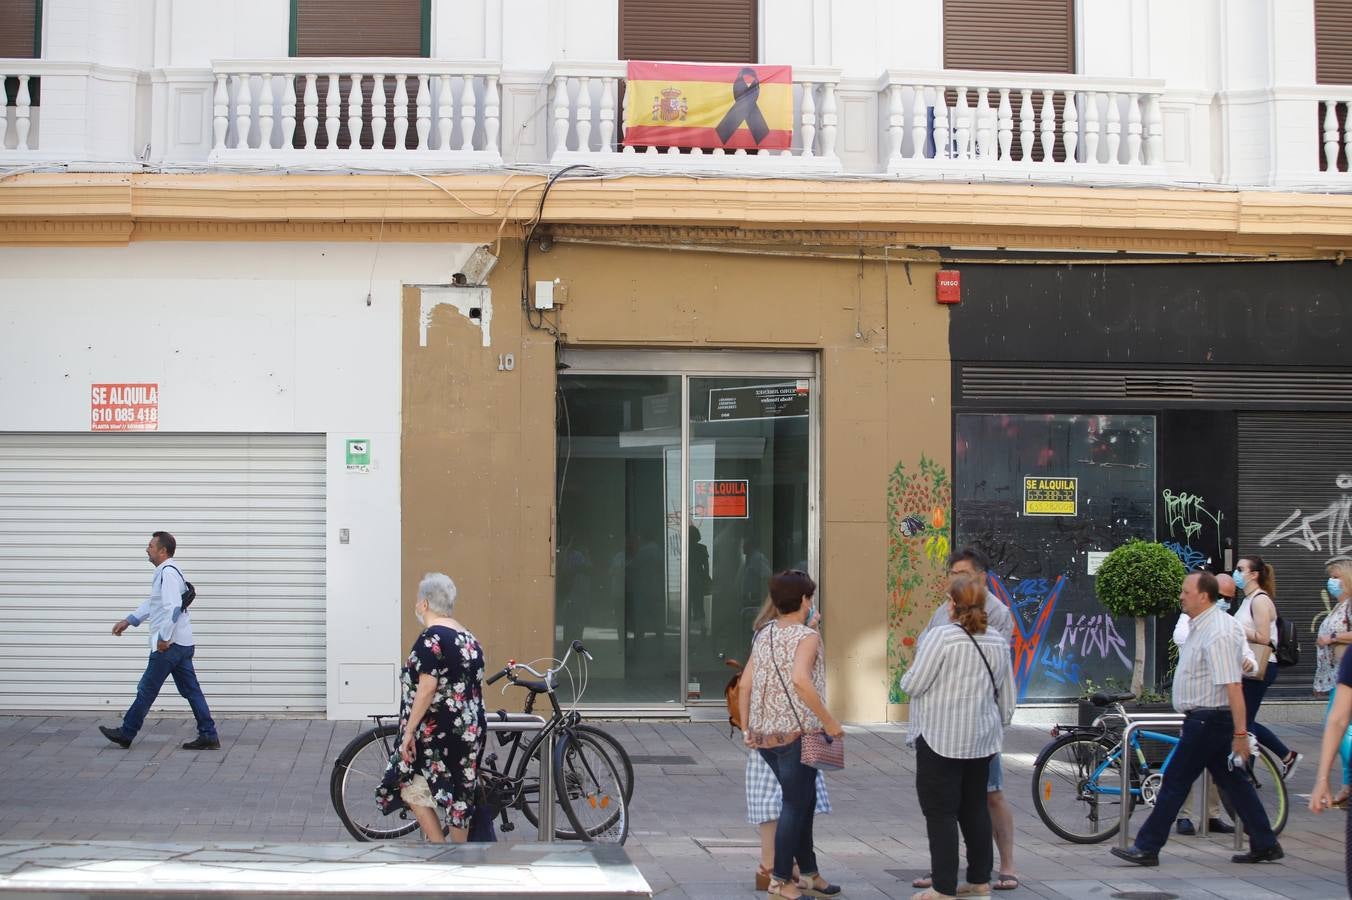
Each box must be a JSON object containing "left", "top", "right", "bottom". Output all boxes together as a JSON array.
[{"left": 0, "top": 714, "right": 1345, "bottom": 899}]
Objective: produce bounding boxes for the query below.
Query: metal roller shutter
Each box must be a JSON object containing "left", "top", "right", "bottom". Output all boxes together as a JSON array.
[
  {"left": 293, "top": 0, "right": 426, "bottom": 57},
  {"left": 943, "top": 0, "right": 1074, "bottom": 73},
  {"left": 1316, "top": 0, "right": 1352, "bottom": 85},
  {"left": 620, "top": 0, "right": 757, "bottom": 63},
  {"left": 0, "top": 0, "right": 39, "bottom": 59},
  {"left": 1238, "top": 414, "right": 1352, "bottom": 697},
  {"left": 0, "top": 433, "right": 327, "bottom": 713}
]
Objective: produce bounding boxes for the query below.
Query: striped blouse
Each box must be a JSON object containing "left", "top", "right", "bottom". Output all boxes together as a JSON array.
[{"left": 901, "top": 624, "right": 1015, "bottom": 759}]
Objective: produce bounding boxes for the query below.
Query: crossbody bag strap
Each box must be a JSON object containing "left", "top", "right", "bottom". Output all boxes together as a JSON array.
[
  {"left": 768, "top": 625, "right": 808, "bottom": 735},
  {"left": 959, "top": 626, "right": 1000, "bottom": 703}
]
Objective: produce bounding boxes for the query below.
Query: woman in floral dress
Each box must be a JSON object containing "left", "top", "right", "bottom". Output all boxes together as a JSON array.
[{"left": 376, "top": 572, "right": 487, "bottom": 842}]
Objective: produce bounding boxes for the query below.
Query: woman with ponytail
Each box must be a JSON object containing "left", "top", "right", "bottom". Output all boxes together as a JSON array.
[{"left": 1235, "top": 554, "right": 1301, "bottom": 778}]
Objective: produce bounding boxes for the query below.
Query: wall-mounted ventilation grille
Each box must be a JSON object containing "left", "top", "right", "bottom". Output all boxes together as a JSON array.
[{"left": 958, "top": 365, "right": 1352, "bottom": 406}]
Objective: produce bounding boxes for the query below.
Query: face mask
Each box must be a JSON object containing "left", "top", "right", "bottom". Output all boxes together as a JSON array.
[
  {"left": 415, "top": 601, "right": 426, "bottom": 626},
  {"left": 1232, "top": 570, "right": 1247, "bottom": 591},
  {"left": 1218, "top": 597, "right": 1231, "bottom": 613},
  {"left": 804, "top": 601, "right": 815, "bottom": 622},
  {"left": 1331, "top": 577, "right": 1345, "bottom": 600}
]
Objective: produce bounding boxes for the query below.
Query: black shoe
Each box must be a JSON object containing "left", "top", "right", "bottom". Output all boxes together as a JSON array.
[
  {"left": 1110, "top": 846, "right": 1159, "bottom": 867},
  {"left": 1175, "top": 818, "right": 1196, "bottom": 836},
  {"left": 181, "top": 735, "right": 220, "bottom": 750},
  {"left": 99, "top": 725, "right": 131, "bottom": 749},
  {"left": 1207, "top": 818, "right": 1236, "bottom": 834},
  {"left": 1232, "top": 843, "right": 1283, "bottom": 864}
]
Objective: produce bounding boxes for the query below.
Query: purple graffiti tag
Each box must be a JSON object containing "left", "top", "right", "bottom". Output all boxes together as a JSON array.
[
  {"left": 989, "top": 573, "right": 1065, "bottom": 702},
  {"left": 1057, "top": 613, "right": 1132, "bottom": 670}
]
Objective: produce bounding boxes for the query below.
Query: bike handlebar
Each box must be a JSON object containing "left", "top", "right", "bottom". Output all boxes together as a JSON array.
[{"left": 488, "top": 640, "right": 591, "bottom": 692}]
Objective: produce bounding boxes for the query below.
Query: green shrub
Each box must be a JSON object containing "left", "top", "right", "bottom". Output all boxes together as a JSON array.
[{"left": 1095, "top": 539, "right": 1186, "bottom": 619}]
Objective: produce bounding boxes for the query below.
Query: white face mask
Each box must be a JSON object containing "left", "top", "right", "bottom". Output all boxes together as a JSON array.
[{"left": 415, "top": 600, "right": 427, "bottom": 626}]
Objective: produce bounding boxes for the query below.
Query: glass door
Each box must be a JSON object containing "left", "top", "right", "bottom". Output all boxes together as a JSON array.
[{"left": 555, "top": 352, "right": 817, "bottom": 708}]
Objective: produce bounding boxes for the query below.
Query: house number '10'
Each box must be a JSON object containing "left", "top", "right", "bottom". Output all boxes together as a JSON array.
[{"left": 498, "top": 354, "right": 515, "bottom": 371}]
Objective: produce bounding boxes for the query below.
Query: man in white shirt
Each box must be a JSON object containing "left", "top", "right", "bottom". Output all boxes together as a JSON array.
[
  {"left": 1111, "top": 571, "right": 1281, "bottom": 867},
  {"left": 99, "top": 532, "right": 219, "bottom": 750}
]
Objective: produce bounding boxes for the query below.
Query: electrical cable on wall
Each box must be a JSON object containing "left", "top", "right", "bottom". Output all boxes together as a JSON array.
[{"left": 521, "top": 163, "right": 600, "bottom": 336}]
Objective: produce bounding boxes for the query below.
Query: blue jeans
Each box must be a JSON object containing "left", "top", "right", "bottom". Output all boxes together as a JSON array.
[
  {"left": 1242, "top": 664, "right": 1292, "bottom": 759},
  {"left": 758, "top": 738, "right": 819, "bottom": 884},
  {"left": 121, "top": 644, "right": 217, "bottom": 740},
  {"left": 1133, "top": 709, "right": 1277, "bottom": 855}
]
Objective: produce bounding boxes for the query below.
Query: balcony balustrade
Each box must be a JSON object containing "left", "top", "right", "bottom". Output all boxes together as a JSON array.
[
  {"left": 1, "top": 72, "right": 39, "bottom": 152},
  {"left": 1317, "top": 90, "right": 1350, "bottom": 175}
]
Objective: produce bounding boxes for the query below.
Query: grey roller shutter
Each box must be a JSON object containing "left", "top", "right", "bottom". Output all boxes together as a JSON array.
[
  {"left": 620, "top": 0, "right": 757, "bottom": 63},
  {"left": 1237, "top": 413, "right": 1352, "bottom": 697},
  {"left": 0, "top": 433, "right": 327, "bottom": 713},
  {"left": 943, "top": 0, "right": 1074, "bottom": 73}
]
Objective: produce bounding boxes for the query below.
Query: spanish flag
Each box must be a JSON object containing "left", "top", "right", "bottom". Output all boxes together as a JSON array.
[{"left": 623, "top": 62, "right": 793, "bottom": 151}]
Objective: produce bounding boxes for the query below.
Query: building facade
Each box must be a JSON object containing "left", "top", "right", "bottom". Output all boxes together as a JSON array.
[{"left": 2, "top": 0, "right": 1351, "bottom": 720}]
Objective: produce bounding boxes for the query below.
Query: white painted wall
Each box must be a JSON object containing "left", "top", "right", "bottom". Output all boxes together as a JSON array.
[{"left": 0, "top": 241, "right": 480, "bottom": 720}]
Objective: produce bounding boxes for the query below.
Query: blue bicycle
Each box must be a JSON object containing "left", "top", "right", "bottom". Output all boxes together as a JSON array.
[{"left": 1031, "top": 691, "right": 1289, "bottom": 843}]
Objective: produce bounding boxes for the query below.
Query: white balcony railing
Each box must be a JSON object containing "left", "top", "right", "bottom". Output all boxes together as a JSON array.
[
  {"left": 544, "top": 62, "right": 843, "bottom": 171},
  {"left": 1, "top": 71, "right": 40, "bottom": 151},
  {"left": 210, "top": 59, "right": 502, "bottom": 165},
  {"left": 877, "top": 70, "right": 1167, "bottom": 180},
  {"left": 1316, "top": 88, "right": 1350, "bottom": 176}
]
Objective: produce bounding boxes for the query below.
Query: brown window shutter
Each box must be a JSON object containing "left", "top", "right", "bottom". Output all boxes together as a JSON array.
[
  {"left": 1316, "top": 0, "right": 1352, "bottom": 84},
  {"left": 620, "top": 0, "right": 757, "bottom": 64},
  {"left": 0, "top": 0, "right": 39, "bottom": 58},
  {"left": 294, "top": 0, "right": 425, "bottom": 58},
  {"left": 943, "top": 0, "right": 1074, "bottom": 74}
]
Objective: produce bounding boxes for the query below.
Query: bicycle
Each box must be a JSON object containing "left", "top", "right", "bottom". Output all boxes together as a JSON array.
[
  {"left": 330, "top": 639, "right": 635, "bottom": 844},
  {"left": 1030, "top": 690, "right": 1288, "bottom": 844}
]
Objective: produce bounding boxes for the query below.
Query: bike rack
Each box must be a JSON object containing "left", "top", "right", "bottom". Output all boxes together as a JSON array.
[{"left": 485, "top": 714, "right": 554, "bottom": 842}]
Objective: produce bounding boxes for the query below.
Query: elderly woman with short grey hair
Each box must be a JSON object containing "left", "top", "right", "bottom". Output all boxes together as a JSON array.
[{"left": 376, "top": 573, "right": 487, "bottom": 842}]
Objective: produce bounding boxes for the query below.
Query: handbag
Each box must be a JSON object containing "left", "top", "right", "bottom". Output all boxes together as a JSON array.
[{"left": 768, "top": 625, "right": 845, "bottom": 771}]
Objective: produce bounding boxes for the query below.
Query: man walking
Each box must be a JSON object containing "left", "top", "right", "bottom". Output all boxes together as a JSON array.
[
  {"left": 1111, "top": 571, "right": 1282, "bottom": 866},
  {"left": 914, "top": 547, "right": 1020, "bottom": 892},
  {"left": 100, "top": 531, "right": 219, "bottom": 750}
]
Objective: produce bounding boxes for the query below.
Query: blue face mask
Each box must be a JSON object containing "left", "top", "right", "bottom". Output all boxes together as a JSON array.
[
  {"left": 1232, "top": 570, "right": 1247, "bottom": 591},
  {"left": 1218, "top": 597, "right": 1231, "bottom": 613},
  {"left": 1331, "top": 577, "right": 1345, "bottom": 600}
]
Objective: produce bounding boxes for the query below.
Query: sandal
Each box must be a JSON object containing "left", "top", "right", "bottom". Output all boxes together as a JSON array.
[
  {"left": 798, "top": 873, "right": 843, "bottom": 897},
  {"left": 912, "top": 890, "right": 957, "bottom": 900},
  {"left": 956, "top": 884, "right": 991, "bottom": 897},
  {"left": 756, "top": 864, "right": 772, "bottom": 892},
  {"left": 1333, "top": 787, "right": 1352, "bottom": 810},
  {"left": 912, "top": 873, "right": 933, "bottom": 889},
  {"left": 768, "top": 879, "right": 804, "bottom": 899},
  {"left": 992, "top": 874, "right": 1020, "bottom": 891}
]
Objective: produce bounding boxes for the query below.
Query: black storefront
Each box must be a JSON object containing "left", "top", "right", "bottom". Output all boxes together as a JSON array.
[{"left": 950, "top": 259, "right": 1352, "bottom": 702}]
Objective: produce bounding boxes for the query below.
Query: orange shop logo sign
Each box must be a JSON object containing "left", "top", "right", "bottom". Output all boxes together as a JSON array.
[{"left": 91, "top": 383, "right": 159, "bottom": 431}]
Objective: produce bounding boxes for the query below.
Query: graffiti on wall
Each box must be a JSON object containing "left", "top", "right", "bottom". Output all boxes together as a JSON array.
[
  {"left": 988, "top": 573, "right": 1065, "bottom": 702},
  {"left": 887, "top": 455, "right": 951, "bottom": 703},
  {"left": 1259, "top": 475, "right": 1352, "bottom": 556},
  {"left": 1161, "top": 488, "right": 1223, "bottom": 571}
]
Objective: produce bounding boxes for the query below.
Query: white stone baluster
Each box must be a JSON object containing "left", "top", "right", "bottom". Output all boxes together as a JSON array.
[
  {"left": 1326, "top": 101, "right": 1341, "bottom": 172},
  {"left": 975, "top": 87, "right": 993, "bottom": 160},
  {"left": 1145, "top": 93, "right": 1162, "bottom": 165},
  {"left": 393, "top": 75, "right": 409, "bottom": 150},
  {"left": 800, "top": 81, "right": 817, "bottom": 157},
  {"left": 1061, "top": 90, "right": 1078, "bottom": 163},
  {"left": 1084, "top": 91, "right": 1100, "bottom": 163},
  {"left": 282, "top": 76, "right": 297, "bottom": 151},
  {"left": 552, "top": 75, "right": 570, "bottom": 153},
  {"left": 1105, "top": 91, "right": 1121, "bottom": 164},
  {"left": 436, "top": 74, "right": 452, "bottom": 150},
  {"left": 415, "top": 75, "right": 430, "bottom": 150},
  {"left": 820, "top": 82, "right": 838, "bottom": 159},
  {"left": 0, "top": 78, "right": 10, "bottom": 149},
  {"left": 325, "top": 74, "right": 340, "bottom": 149},
  {"left": 910, "top": 85, "right": 927, "bottom": 160},
  {"left": 934, "top": 86, "right": 950, "bottom": 159},
  {"left": 14, "top": 75, "right": 31, "bottom": 150},
  {"left": 575, "top": 76, "right": 592, "bottom": 152},
  {"left": 1018, "top": 89, "right": 1034, "bottom": 162},
  {"left": 371, "top": 74, "right": 387, "bottom": 149},
  {"left": 233, "top": 75, "right": 253, "bottom": 149},
  {"left": 212, "top": 74, "right": 228, "bottom": 149},
  {"left": 599, "top": 78, "right": 616, "bottom": 152},
  {"left": 485, "top": 75, "right": 500, "bottom": 154},
  {"left": 997, "top": 88, "right": 1012, "bottom": 161},
  {"left": 460, "top": 76, "right": 477, "bottom": 151},
  {"left": 953, "top": 86, "right": 971, "bottom": 159},
  {"left": 886, "top": 84, "right": 905, "bottom": 162},
  {"left": 258, "top": 74, "right": 274, "bottom": 150},
  {"left": 1125, "top": 92, "right": 1142, "bottom": 164},
  {"left": 1039, "top": 89, "right": 1055, "bottom": 163},
  {"left": 621, "top": 85, "right": 635, "bottom": 153},
  {"left": 347, "top": 74, "right": 363, "bottom": 149},
  {"left": 303, "top": 74, "right": 318, "bottom": 149}
]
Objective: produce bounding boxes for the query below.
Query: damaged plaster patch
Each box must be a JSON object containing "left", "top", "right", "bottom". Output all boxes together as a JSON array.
[{"left": 418, "top": 286, "right": 492, "bottom": 348}]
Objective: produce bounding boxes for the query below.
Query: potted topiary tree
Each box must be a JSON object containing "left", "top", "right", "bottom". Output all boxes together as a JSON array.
[{"left": 1094, "top": 539, "right": 1187, "bottom": 700}]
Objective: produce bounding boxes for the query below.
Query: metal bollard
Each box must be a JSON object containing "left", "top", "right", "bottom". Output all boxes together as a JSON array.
[
  {"left": 537, "top": 728, "right": 555, "bottom": 842},
  {"left": 1199, "top": 769, "right": 1210, "bottom": 837}
]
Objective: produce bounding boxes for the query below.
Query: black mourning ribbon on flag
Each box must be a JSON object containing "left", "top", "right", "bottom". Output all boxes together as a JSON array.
[{"left": 715, "top": 67, "right": 771, "bottom": 145}]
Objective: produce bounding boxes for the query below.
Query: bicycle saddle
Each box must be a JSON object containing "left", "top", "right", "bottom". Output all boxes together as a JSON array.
[{"left": 1090, "top": 691, "right": 1137, "bottom": 707}]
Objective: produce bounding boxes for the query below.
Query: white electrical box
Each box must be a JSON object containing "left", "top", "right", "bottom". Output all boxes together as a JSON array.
[{"left": 534, "top": 280, "right": 555, "bottom": 309}]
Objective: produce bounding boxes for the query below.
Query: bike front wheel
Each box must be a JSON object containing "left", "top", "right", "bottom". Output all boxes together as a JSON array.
[
  {"left": 1031, "top": 734, "right": 1130, "bottom": 844},
  {"left": 572, "top": 723, "right": 635, "bottom": 803},
  {"left": 554, "top": 728, "right": 630, "bottom": 844},
  {"left": 330, "top": 724, "right": 419, "bottom": 841}
]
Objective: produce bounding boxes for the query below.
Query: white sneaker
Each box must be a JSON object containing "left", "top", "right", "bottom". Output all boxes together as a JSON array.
[{"left": 1280, "top": 751, "right": 1303, "bottom": 781}]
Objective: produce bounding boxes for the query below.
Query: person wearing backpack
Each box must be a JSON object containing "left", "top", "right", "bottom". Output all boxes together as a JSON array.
[
  {"left": 1235, "top": 554, "right": 1301, "bottom": 779},
  {"left": 100, "top": 531, "right": 219, "bottom": 750}
]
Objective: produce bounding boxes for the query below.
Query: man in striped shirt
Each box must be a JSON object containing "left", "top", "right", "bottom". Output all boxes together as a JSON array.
[{"left": 1111, "top": 570, "right": 1283, "bottom": 866}]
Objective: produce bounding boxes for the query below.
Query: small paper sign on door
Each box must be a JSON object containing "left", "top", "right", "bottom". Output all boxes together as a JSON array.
[{"left": 91, "top": 383, "right": 159, "bottom": 432}]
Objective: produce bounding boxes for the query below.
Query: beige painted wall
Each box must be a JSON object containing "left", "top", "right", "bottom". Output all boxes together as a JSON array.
[{"left": 402, "top": 240, "right": 952, "bottom": 722}]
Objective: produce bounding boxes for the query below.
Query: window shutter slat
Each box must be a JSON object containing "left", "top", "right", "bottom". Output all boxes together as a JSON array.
[
  {"left": 620, "top": 0, "right": 757, "bottom": 64},
  {"left": 1316, "top": 0, "right": 1352, "bottom": 85},
  {"left": 943, "top": 0, "right": 1074, "bottom": 74},
  {"left": 0, "top": 0, "right": 38, "bottom": 58},
  {"left": 294, "top": 0, "right": 424, "bottom": 58}
]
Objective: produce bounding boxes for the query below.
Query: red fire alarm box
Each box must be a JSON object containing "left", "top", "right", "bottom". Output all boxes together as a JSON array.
[{"left": 936, "top": 269, "right": 961, "bottom": 304}]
